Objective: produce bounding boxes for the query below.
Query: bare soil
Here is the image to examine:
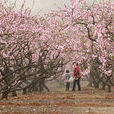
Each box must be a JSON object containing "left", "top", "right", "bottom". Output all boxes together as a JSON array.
[{"left": 0, "top": 81, "right": 114, "bottom": 114}]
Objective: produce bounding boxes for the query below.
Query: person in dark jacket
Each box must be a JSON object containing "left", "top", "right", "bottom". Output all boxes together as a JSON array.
[{"left": 72, "top": 63, "right": 81, "bottom": 91}]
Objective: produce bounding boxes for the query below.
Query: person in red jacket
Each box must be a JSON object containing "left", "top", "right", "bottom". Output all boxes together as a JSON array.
[{"left": 72, "top": 63, "right": 81, "bottom": 91}]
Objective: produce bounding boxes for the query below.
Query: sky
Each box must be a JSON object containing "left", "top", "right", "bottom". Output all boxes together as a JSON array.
[
  {"left": 3, "top": 0, "right": 71, "bottom": 15},
  {"left": 1, "top": 0, "right": 113, "bottom": 15},
  {"left": 28, "top": 0, "right": 71, "bottom": 14}
]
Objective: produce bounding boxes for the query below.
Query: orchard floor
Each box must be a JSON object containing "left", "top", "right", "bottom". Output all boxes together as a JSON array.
[{"left": 0, "top": 81, "right": 114, "bottom": 114}]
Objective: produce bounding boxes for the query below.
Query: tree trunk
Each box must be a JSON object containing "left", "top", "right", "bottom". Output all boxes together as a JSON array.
[
  {"left": 1, "top": 86, "right": 9, "bottom": 100},
  {"left": 12, "top": 90, "right": 17, "bottom": 97},
  {"left": 87, "top": 75, "right": 93, "bottom": 87},
  {"left": 101, "top": 83, "right": 106, "bottom": 90},
  {"left": 94, "top": 81, "right": 99, "bottom": 88},
  {"left": 108, "top": 85, "right": 111, "bottom": 92},
  {"left": 39, "top": 82, "right": 43, "bottom": 92},
  {"left": 23, "top": 88, "right": 27, "bottom": 95},
  {"left": 43, "top": 82, "right": 50, "bottom": 92}
]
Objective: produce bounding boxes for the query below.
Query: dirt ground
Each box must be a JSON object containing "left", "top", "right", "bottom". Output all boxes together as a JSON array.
[{"left": 0, "top": 81, "right": 114, "bottom": 114}]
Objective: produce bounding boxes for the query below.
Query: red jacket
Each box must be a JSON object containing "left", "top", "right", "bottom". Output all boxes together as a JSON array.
[{"left": 74, "top": 66, "right": 81, "bottom": 79}]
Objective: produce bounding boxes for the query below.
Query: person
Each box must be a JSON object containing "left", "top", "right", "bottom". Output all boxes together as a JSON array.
[
  {"left": 65, "top": 70, "right": 70, "bottom": 91},
  {"left": 72, "top": 63, "right": 81, "bottom": 91}
]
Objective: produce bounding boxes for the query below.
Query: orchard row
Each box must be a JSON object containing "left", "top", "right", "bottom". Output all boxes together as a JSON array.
[{"left": 0, "top": 0, "right": 113, "bottom": 99}]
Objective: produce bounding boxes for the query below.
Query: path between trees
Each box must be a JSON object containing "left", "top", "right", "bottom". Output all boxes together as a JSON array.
[{"left": 0, "top": 81, "right": 114, "bottom": 114}]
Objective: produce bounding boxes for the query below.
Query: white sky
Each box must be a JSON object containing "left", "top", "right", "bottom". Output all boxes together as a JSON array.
[
  {"left": 7, "top": 0, "right": 71, "bottom": 15},
  {"left": 29, "top": 0, "right": 71, "bottom": 14},
  {"left": 1, "top": 0, "right": 114, "bottom": 15}
]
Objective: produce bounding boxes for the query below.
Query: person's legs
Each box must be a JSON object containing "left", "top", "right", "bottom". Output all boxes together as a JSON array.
[
  {"left": 77, "top": 79, "right": 81, "bottom": 91},
  {"left": 72, "top": 80, "right": 76, "bottom": 91},
  {"left": 67, "top": 82, "right": 70, "bottom": 90},
  {"left": 66, "top": 82, "right": 69, "bottom": 91}
]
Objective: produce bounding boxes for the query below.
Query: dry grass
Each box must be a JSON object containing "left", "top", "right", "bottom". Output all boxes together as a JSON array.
[{"left": 0, "top": 81, "right": 114, "bottom": 114}]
